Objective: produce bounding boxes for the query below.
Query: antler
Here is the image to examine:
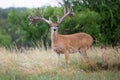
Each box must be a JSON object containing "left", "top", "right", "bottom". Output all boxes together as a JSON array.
[
  {"left": 57, "top": 5, "right": 75, "bottom": 24},
  {"left": 28, "top": 8, "right": 52, "bottom": 25},
  {"left": 28, "top": 5, "right": 75, "bottom": 26}
]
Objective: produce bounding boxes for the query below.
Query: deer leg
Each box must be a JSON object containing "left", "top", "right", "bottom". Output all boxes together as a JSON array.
[
  {"left": 56, "top": 53, "right": 60, "bottom": 65},
  {"left": 64, "top": 52, "right": 69, "bottom": 65},
  {"left": 79, "top": 48, "right": 90, "bottom": 63}
]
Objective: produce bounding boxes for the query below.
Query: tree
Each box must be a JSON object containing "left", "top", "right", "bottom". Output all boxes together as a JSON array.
[{"left": 63, "top": 0, "right": 120, "bottom": 46}]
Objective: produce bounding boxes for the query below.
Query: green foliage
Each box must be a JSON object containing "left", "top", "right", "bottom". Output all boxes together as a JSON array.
[
  {"left": 0, "top": 0, "right": 120, "bottom": 48},
  {"left": 0, "top": 32, "right": 12, "bottom": 48},
  {"left": 77, "top": 0, "right": 120, "bottom": 46},
  {"left": 8, "top": 9, "right": 51, "bottom": 49}
]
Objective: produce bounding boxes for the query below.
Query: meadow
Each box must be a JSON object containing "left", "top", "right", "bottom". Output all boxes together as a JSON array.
[{"left": 0, "top": 47, "right": 120, "bottom": 80}]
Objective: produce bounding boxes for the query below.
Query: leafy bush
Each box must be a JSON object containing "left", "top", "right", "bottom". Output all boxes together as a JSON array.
[{"left": 0, "top": 32, "right": 12, "bottom": 48}]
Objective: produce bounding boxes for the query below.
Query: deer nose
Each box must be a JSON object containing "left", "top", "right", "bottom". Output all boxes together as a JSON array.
[{"left": 53, "top": 29, "right": 56, "bottom": 31}]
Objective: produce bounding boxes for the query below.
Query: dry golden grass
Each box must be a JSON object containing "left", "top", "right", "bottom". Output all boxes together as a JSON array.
[
  {"left": 0, "top": 47, "right": 56, "bottom": 75},
  {"left": 0, "top": 46, "right": 120, "bottom": 77}
]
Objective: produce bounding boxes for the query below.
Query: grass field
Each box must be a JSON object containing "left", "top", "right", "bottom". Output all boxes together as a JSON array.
[{"left": 0, "top": 47, "right": 120, "bottom": 80}]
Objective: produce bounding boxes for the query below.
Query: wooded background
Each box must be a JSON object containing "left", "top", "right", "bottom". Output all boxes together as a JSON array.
[{"left": 0, "top": 0, "right": 120, "bottom": 49}]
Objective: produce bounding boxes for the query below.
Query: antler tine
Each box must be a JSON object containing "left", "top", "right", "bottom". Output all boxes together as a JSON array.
[
  {"left": 57, "top": 4, "right": 75, "bottom": 24},
  {"left": 66, "top": 5, "right": 72, "bottom": 13},
  {"left": 41, "top": 8, "right": 44, "bottom": 17},
  {"left": 28, "top": 9, "right": 35, "bottom": 24},
  {"left": 40, "top": 8, "right": 52, "bottom": 24},
  {"left": 32, "top": 9, "right": 35, "bottom": 16},
  {"left": 64, "top": 6, "right": 67, "bottom": 15},
  {"left": 36, "top": 8, "right": 40, "bottom": 16},
  {"left": 71, "top": 7, "right": 73, "bottom": 12},
  {"left": 69, "top": 6, "right": 75, "bottom": 16},
  {"left": 57, "top": 14, "right": 60, "bottom": 23},
  {"left": 28, "top": 9, "right": 34, "bottom": 19}
]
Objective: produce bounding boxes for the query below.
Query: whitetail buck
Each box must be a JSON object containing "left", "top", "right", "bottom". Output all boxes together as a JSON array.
[{"left": 29, "top": 7, "right": 93, "bottom": 64}]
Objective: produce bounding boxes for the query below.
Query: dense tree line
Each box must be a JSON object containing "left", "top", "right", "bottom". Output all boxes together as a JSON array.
[{"left": 0, "top": 0, "right": 120, "bottom": 49}]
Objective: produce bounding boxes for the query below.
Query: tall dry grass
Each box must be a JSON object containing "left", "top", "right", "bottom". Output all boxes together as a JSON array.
[
  {"left": 0, "top": 47, "right": 120, "bottom": 80},
  {"left": 0, "top": 47, "right": 56, "bottom": 75}
]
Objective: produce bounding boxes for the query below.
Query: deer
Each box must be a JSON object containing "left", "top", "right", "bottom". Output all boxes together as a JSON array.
[{"left": 29, "top": 6, "right": 93, "bottom": 65}]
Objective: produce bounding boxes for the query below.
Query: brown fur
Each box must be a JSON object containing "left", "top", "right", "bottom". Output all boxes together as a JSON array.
[{"left": 51, "top": 30, "right": 93, "bottom": 64}]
